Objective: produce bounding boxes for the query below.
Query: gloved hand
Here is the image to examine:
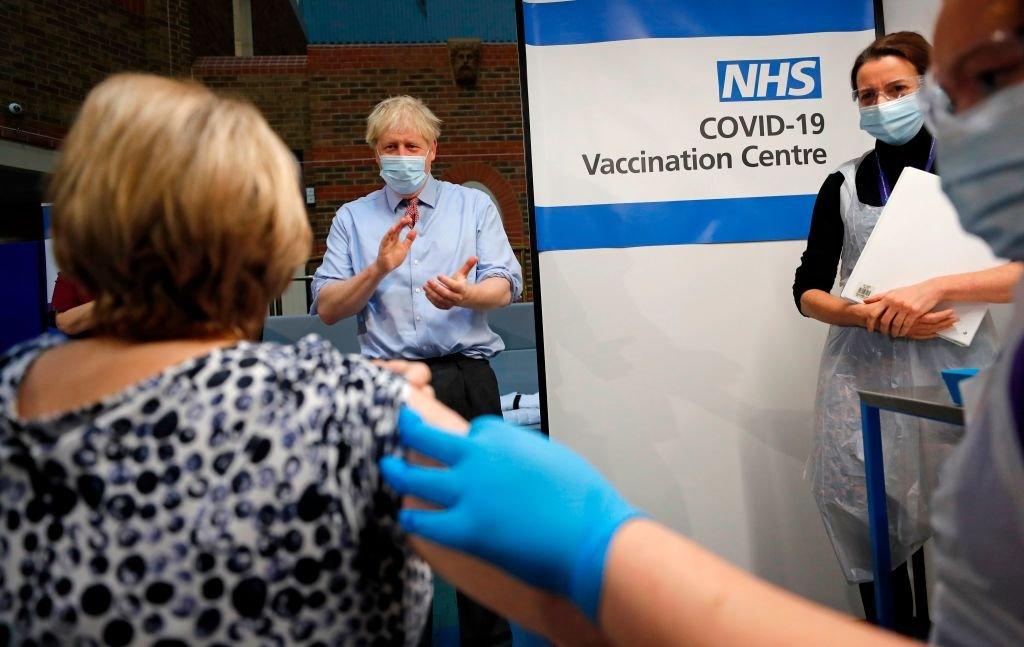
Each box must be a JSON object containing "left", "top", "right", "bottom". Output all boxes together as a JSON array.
[{"left": 380, "top": 408, "right": 643, "bottom": 620}]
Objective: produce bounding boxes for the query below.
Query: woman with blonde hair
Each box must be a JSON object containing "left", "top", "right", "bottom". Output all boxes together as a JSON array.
[{"left": 0, "top": 74, "right": 594, "bottom": 646}]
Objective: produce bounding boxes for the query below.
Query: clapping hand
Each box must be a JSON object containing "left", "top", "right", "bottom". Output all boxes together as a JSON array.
[
  {"left": 424, "top": 257, "right": 478, "bottom": 310},
  {"left": 375, "top": 216, "right": 417, "bottom": 274}
]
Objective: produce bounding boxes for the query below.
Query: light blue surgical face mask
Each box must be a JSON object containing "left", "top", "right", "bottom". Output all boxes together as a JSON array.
[
  {"left": 929, "top": 81, "right": 1024, "bottom": 261},
  {"left": 859, "top": 92, "right": 925, "bottom": 145},
  {"left": 379, "top": 155, "right": 429, "bottom": 195}
]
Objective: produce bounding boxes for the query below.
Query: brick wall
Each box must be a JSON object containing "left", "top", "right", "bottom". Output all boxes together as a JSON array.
[
  {"left": 192, "top": 56, "right": 310, "bottom": 151},
  {"left": 0, "top": 0, "right": 189, "bottom": 149}
]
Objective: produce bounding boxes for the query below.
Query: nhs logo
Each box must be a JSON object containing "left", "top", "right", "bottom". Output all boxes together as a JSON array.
[{"left": 717, "top": 57, "right": 822, "bottom": 102}]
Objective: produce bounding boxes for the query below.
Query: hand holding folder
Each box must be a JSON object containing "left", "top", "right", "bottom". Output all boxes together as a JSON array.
[{"left": 840, "top": 168, "right": 1004, "bottom": 347}]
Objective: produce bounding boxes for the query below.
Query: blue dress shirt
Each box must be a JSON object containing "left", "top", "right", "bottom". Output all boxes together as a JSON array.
[{"left": 311, "top": 176, "right": 523, "bottom": 360}]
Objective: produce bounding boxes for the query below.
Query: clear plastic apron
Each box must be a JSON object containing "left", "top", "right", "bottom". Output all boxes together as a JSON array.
[
  {"left": 807, "top": 155, "right": 999, "bottom": 583},
  {"left": 929, "top": 282, "right": 1024, "bottom": 647}
]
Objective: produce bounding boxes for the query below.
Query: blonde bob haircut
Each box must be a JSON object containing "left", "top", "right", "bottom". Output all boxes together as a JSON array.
[
  {"left": 49, "top": 73, "right": 311, "bottom": 341},
  {"left": 365, "top": 95, "right": 442, "bottom": 148}
]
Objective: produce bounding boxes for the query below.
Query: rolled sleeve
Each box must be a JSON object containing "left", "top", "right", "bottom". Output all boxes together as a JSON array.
[
  {"left": 310, "top": 209, "right": 356, "bottom": 315},
  {"left": 474, "top": 202, "right": 523, "bottom": 302}
]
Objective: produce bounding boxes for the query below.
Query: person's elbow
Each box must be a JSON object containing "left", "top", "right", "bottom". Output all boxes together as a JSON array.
[
  {"left": 316, "top": 298, "right": 361, "bottom": 325},
  {"left": 310, "top": 282, "right": 345, "bottom": 325},
  {"left": 54, "top": 311, "right": 73, "bottom": 334},
  {"left": 796, "top": 288, "right": 815, "bottom": 318},
  {"left": 496, "top": 287, "right": 513, "bottom": 308},
  {"left": 55, "top": 310, "right": 91, "bottom": 336},
  {"left": 315, "top": 298, "right": 347, "bottom": 326},
  {"left": 317, "top": 310, "right": 341, "bottom": 326}
]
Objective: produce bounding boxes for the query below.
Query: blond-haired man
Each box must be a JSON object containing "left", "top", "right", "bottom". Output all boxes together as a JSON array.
[{"left": 311, "top": 95, "right": 520, "bottom": 646}]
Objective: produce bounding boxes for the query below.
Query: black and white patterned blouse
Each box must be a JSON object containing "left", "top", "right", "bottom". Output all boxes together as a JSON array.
[{"left": 0, "top": 334, "right": 430, "bottom": 646}]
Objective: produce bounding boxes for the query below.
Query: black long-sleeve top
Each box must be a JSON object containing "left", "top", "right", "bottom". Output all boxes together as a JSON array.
[{"left": 792, "top": 127, "right": 936, "bottom": 314}]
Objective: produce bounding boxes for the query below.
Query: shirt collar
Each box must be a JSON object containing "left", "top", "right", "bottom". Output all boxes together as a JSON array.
[{"left": 385, "top": 175, "right": 439, "bottom": 213}]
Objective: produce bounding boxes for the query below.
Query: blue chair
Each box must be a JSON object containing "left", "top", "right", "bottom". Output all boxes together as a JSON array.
[
  {"left": 262, "top": 303, "right": 539, "bottom": 397},
  {"left": 478, "top": 303, "right": 539, "bottom": 395},
  {"left": 260, "top": 313, "right": 361, "bottom": 354}
]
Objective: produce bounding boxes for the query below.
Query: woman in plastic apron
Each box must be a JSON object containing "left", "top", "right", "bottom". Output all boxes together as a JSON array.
[{"left": 794, "top": 32, "right": 1019, "bottom": 636}]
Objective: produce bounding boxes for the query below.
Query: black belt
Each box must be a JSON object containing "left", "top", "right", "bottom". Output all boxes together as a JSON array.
[{"left": 419, "top": 353, "right": 490, "bottom": 367}]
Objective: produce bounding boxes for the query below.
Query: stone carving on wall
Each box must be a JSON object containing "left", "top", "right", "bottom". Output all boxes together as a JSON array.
[{"left": 448, "top": 38, "right": 482, "bottom": 87}]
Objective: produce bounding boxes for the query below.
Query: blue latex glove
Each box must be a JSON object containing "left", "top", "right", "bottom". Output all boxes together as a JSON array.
[{"left": 380, "top": 408, "right": 643, "bottom": 620}]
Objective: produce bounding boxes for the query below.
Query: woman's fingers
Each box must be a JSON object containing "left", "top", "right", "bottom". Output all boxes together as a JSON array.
[
  {"left": 863, "top": 304, "right": 882, "bottom": 333},
  {"left": 878, "top": 308, "right": 897, "bottom": 336},
  {"left": 898, "top": 311, "right": 924, "bottom": 338},
  {"left": 891, "top": 311, "right": 909, "bottom": 337},
  {"left": 919, "top": 309, "right": 956, "bottom": 324}
]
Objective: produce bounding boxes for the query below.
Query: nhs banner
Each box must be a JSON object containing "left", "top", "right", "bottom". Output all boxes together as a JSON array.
[
  {"left": 519, "top": 0, "right": 880, "bottom": 615},
  {"left": 717, "top": 57, "right": 823, "bottom": 101},
  {"left": 521, "top": 0, "right": 876, "bottom": 250}
]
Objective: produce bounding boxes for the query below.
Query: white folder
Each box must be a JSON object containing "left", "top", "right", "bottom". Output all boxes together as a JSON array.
[{"left": 840, "top": 167, "right": 1003, "bottom": 347}]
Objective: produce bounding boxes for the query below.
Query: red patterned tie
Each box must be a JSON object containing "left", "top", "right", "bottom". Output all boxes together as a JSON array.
[{"left": 404, "top": 197, "right": 420, "bottom": 228}]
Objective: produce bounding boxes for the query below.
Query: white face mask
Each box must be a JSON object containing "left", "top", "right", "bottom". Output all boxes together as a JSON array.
[{"left": 926, "top": 81, "right": 1024, "bottom": 260}]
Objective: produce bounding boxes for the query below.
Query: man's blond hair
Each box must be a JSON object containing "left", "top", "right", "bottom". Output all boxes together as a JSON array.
[
  {"left": 365, "top": 95, "right": 442, "bottom": 147},
  {"left": 49, "top": 73, "right": 311, "bottom": 340}
]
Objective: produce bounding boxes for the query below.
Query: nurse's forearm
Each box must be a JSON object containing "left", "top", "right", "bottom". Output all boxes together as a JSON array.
[
  {"left": 315, "top": 264, "right": 388, "bottom": 325},
  {"left": 799, "top": 289, "right": 871, "bottom": 328},
  {"left": 600, "top": 520, "right": 914, "bottom": 647},
  {"left": 930, "top": 262, "right": 1023, "bottom": 304}
]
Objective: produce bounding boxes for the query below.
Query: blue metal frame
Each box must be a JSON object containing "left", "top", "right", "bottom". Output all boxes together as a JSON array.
[{"left": 860, "top": 401, "right": 894, "bottom": 628}]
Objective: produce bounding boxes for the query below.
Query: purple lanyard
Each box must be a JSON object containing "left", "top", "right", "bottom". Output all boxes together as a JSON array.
[{"left": 876, "top": 139, "right": 937, "bottom": 206}]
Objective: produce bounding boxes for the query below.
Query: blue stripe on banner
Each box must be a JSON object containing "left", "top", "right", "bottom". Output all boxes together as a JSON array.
[
  {"left": 535, "top": 195, "right": 816, "bottom": 251},
  {"left": 523, "top": 0, "right": 874, "bottom": 46}
]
